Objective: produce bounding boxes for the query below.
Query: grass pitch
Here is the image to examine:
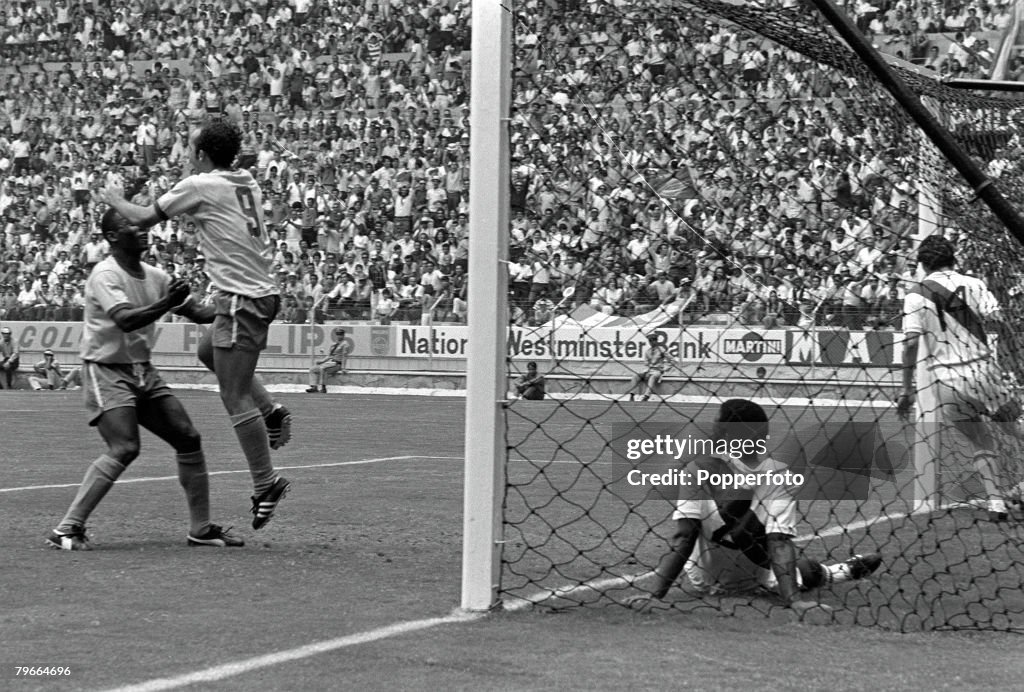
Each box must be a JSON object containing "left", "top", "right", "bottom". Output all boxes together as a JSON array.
[{"left": 1, "top": 390, "right": 1021, "bottom": 690}]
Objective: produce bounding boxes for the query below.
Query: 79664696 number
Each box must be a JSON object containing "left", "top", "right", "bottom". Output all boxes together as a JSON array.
[{"left": 15, "top": 667, "right": 71, "bottom": 676}]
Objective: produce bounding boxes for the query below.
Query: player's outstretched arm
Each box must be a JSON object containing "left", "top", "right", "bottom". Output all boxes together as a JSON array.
[
  {"left": 109, "top": 278, "right": 192, "bottom": 333},
  {"left": 97, "top": 184, "right": 163, "bottom": 229},
  {"left": 628, "top": 517, "right": 700, "bottom": 609}
]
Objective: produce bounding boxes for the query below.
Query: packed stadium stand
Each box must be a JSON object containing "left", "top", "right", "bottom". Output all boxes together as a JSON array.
[{"left": 0, "top": 0, "right": 1018, "bottom": 329}]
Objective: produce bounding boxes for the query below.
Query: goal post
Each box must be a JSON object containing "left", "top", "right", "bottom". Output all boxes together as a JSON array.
[{"left": 460, "top": 0, "right": 512, "bottom": 612}]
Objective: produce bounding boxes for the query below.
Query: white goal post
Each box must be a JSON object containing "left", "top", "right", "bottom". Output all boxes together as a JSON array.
[{"left": 461, "top": 0, "right": 511, "bottom": 611}]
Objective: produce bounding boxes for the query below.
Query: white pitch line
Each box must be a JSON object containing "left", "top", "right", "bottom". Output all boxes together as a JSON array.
[
  {"left": 172, "top": 383, "right": 898, "bottom": 408},
  {"left": 103, "top": 609, "right": 486, "bottom": 692},
  {"left": 314, "top": 454, "right": 613, "bottom": 467},
  {"left": 502, "top": 502, "right": 963, "bottom": 610},
  {"left": 0, "top": 455, "right": 615, "bottom": 494},
  {"left": 0, "top": 455, "right": 454, "bottom": 493}
]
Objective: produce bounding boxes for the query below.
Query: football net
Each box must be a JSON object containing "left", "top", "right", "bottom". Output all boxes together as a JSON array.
[{"left": 496, "top": 0, "right": 1024, "bottom": 631}]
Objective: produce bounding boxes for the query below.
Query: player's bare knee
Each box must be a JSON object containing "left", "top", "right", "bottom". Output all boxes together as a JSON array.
[
  {"left": 175, "top": 426, "right": 202, "bottom": 454},
  {"left": 670, "top": 518, "right": 700, "bottom": 549},
  {"left": 109, "top": 441, "right": 141, "bottom": 465},
  {"left": 217, "top": 388, "right": 246, "bottom": 412}
]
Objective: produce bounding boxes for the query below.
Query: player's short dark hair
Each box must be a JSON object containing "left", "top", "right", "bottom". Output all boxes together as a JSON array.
[
  {"left": 716, "top": 399, "right": 770, "bottom": 444},
  {"left": 718, "top": 399, "right": 768, "bottom": 424},
  {"left": 99, "top": 208, "right": 128, "bottom": 240},
  {"left": 916, "top": 235, "right": 955, "bottom": 271},
  {"left": 195, "top": 120, "right": 242, "bottom": 168}
]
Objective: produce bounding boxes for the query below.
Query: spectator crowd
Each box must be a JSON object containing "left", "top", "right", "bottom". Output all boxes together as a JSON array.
[{"left": 0, "top": 0, "right": 1019, "bottom": 333}]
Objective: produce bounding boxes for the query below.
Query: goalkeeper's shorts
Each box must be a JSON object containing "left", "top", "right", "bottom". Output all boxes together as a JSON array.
[
  {"left": 932, "top": 361, "right": 1010, "bottom": 421},
  {"left": 930, "top": 361, "right": 1017, "bottom": 449}
]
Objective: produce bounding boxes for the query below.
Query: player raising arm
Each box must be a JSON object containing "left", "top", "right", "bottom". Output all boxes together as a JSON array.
[
  {"left": 898, "top": 235, "right": 1021, "bottom": 521},
  {"left": 48, "top": 209, "right": 242, "bottom": 550},
  {"left": 99, "top": 121, "right": 291, "bottom": 530},
  {"left": 628, "top": 399, "right": 881, "bottom": 619}
]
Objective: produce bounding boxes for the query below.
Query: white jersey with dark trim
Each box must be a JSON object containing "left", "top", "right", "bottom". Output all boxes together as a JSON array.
[
  {"left": 673, "top": 455, "right": 797, "bottom": 537},
  {"left": 903, "top": 269, "right": 999, "bottom": 369},
  {"left": 156, "top": 169, "right": 277, "bottom": 297},
  {"left": 81, "top": 257, "right": 167, "bottom": 363}
]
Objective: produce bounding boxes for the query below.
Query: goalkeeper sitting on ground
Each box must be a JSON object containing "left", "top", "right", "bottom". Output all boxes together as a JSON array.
[{"left": 629, "top": 399, "right": 881, "bottom": 618}]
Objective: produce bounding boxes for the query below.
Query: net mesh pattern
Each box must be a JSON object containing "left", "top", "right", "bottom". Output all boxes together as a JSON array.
[{"left": 497, "top": 0, "right": 1024, "bottom": 631}]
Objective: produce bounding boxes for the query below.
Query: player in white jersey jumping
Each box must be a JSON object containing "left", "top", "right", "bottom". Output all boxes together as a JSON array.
[
  {"left": 898, "top": 235, "right": 1022, "bottom": 521},
  {"left": 99, "top": 121, "right": 291, "bottom": 530},
  {"left": 48, "top": 209, "right": 243, "bottom": 550},
  {"left": 628, "top": 399, "right": 882, "bottom": 619}
]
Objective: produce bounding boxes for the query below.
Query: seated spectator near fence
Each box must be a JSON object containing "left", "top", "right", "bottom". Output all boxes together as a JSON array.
[
  {"left": 306, "top": 327, "right": 350, "bottom": 394},
  {"left": 514, "top": 361, "right": 546, "bottom": 400},
  {"left": 628, "top": 333, "right": 670, "bottom": 402},
  {"left": 28, "top": 349, "right": 63, "bottom": 391}
]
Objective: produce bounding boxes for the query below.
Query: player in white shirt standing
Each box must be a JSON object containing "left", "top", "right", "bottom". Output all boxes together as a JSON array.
[
  {"left": 100, "top": 121, "right": 292, "bottom": 530},
  {"left": 898, "top": 235, "right": 1023, "bottom": 521},
  {"left": 48, "top": 209, "right": 242, "bottom": 550}
]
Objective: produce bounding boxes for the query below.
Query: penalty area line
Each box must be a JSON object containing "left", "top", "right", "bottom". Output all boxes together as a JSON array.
[
  {"left": 0, "top": 455, "right": 457, "bottom": 493},
  {"left": 102, "top": 609, "right": 485, "bottom": 692}
]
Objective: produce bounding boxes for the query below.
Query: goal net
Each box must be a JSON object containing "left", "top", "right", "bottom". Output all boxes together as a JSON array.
[{"left": 496, "top": 0, "right": 1024, "bottom": 631}]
